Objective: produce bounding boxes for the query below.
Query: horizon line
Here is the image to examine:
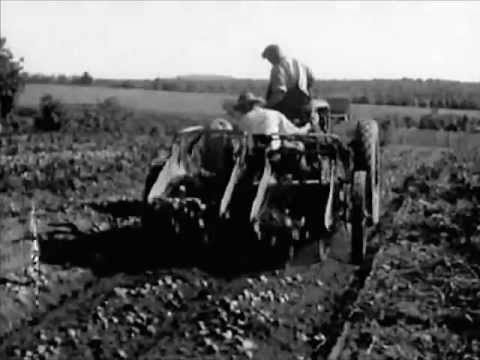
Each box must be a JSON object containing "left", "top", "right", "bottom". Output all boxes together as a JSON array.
[{"left": 23, "top": 73, "right": 480, "bottom": 85}]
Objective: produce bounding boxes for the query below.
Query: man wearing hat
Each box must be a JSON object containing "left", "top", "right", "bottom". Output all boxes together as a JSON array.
[
  {"left": 233, "top": 91, "right": 311, "bottom": 135},
  {"left": 262, "top": 44, "right": 314, "bottom": 125}
]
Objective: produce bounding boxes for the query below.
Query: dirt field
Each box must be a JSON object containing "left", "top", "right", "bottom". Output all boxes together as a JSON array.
[
  {"left": 334, "top": 146, "right": 480, "bottom": 359},
  {"left": 1, "top": 98, "right": 479, "bottom": 359},
  {"left": 0, "top": 121, "right": 363, "bottom": 359}
]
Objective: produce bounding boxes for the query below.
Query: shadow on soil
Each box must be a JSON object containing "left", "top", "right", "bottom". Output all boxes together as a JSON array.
[
  {"left": 39, "top": 225, "right": 296, "bottom": 278},
  {"left": 39, "top": 200, "right": 310, "bottom": 278},
  {"left": 88, "top": 199, "right": 145, "bottom": 218}
]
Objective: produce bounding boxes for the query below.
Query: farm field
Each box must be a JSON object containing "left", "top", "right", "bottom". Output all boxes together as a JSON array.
[
  {"left": 3, "top": 0, "right": 480, "bottom": 358},
  {"left": 19, "top": 83, "right": 480, "bottom": 120},
  {"left": 18, "top": 84, "right": 231, "bottom": 117},
  {"left": 1, "top": 90, "right": 480, "bottom": 359},
  {"left": 17, "top": 84, "right": 480, "bottom": 152}
]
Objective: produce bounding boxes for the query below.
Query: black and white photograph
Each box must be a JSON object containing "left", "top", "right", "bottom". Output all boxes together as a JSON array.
[{"left": 1, "top": 1, "right": 480, "bottom": 359}]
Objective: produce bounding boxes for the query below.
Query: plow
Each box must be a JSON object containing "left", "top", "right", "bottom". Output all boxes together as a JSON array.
[{"left": 142, "top": 103, "right": 380, "bottom": 265}]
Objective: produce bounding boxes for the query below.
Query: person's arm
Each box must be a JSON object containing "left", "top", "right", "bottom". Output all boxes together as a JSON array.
[
  {"left": 279, "top": 113, "right": 311, "bottom": 135},
  {"left": 295, "top": 122, "right": 312, "bottom": 135},
  {"left": 266, "top": 66, "right": 287, "bottom": 108}
]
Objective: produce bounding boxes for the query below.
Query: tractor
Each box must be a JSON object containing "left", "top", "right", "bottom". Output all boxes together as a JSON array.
[{"left": 142, "top": 100, "right": 380, "bottom": 265}]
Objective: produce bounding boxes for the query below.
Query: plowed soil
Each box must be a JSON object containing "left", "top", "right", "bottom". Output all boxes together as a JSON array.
[{"left": 1, "top": 108, "right": 478, "bottom": 360}]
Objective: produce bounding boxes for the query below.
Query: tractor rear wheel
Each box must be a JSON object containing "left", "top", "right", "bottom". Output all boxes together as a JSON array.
[
  {"left": 351, "top": 170, "right": 367, "bottom": 264},
  {"left": 354, "top": 119, "right": 380, "bottom": 225}
]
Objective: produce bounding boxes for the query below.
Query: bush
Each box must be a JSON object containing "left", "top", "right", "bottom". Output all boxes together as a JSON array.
[{"left": 34, "top": 94, "right": 64, "bottom": 131}]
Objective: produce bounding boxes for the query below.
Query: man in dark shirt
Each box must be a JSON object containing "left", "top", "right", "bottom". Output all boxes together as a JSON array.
[{"left": 262, "top": 44, "right": 315, "bottom": 125}]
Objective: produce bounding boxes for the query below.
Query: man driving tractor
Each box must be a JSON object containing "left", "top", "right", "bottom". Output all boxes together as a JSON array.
[
  {"left": 262, "top": 44, "right": 315, "bottom": 125},
  {"left": 218, "top": 44, "right": 320, "bottom": 135}
]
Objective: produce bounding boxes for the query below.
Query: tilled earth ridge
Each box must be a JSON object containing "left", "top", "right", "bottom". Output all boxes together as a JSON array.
[
  {"left": 332, "top": 148, "right": 480, "bottom": 359},
  {"left": 0, "top": 206, "right": 365, "bottom": 360},
  {"left": 0, "top": 130, "right": 163, "bottom": 339},
  {"left": 2, "top": 260, "right": 356, "bottom": 360},
  {"left": 0, "top": 129, "right": 450, "bottom": 360}
]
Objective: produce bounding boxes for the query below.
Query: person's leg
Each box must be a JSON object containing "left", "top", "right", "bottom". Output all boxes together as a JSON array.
[{"left": 272, "top": 88, "right": 311, "bottom": 126}]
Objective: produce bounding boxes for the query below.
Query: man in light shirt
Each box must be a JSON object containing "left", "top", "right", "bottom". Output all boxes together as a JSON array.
[
  {"left": 232, "top": 91, "right": 311, "bottom": 136},
  {"left": 262, "top": 44, "right": 315, "bottom": 125},
  {"left": 217, "top": 91, "right": 312, "bottom": 218}
]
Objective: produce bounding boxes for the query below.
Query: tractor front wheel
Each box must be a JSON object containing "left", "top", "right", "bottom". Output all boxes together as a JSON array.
[
  {"left": 351, "top": 170, "right": 367, "bottom": 264},
  {"left": 354, "top": 119, "right": 380, "bottom": 225}
]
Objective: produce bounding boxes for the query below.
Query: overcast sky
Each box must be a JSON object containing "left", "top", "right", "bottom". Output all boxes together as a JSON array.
[{"left": 1, "top": 1, "right": 479, "bottom": 81}]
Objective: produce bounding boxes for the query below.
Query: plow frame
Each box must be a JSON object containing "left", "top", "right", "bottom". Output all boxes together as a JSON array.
[
  {"left": 143, "top": 126, "right": 366, "bottom": 263},
  {"left": 221, "top": 133, "right": 356, "bottom": 258}
]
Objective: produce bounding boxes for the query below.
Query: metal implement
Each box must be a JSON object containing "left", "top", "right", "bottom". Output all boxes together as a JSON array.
[{"left": 142, "top": 99, "right": 380, "bottom": 265}]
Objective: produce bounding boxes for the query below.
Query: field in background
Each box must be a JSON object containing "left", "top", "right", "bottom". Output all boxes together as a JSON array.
[
  {"left": 18, "top": 84, "right": 231, "bottom": 116},
  {"left": 353, "top": 103, "right": 480, "bottom": 120},
  {"left": 19, "top": 84, "right": 480, "bottom": 119},
  {"left": 17, "top": 84, "right": 480, "bottom": 151}
]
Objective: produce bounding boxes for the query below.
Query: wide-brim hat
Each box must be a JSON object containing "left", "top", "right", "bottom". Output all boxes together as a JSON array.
[{"left": 233, "top": 92, "right": 265, "bottom": 111}]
